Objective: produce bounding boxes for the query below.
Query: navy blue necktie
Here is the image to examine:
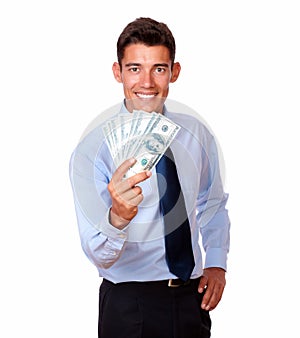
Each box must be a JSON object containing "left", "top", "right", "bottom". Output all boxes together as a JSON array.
[{"left": 156, "top": 147, "right": 195, "bottom": 281}]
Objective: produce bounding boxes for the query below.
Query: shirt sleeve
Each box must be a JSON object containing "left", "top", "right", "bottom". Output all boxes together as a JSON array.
[
  {"left": 69, "top": 139, "right": 128, "bottom": 270},
  {"left": 73, "top": 198, "right": 128, "bottom": 269},
  {"left": 196, "top": 128, "right": 231, "bottom": 271}
]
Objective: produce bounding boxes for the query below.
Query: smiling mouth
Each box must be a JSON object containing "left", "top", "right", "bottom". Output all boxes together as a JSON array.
[{"left": 135, "top": 92, "right": 158, "bottom": 99}]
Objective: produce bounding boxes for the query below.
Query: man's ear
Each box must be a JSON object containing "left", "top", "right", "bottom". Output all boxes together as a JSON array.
[
  {"left": 112, "top": 62, "right": 122, "bottom": 83},
  {"left": 170, "top": 62, "right": 181, "bottom": 83}
]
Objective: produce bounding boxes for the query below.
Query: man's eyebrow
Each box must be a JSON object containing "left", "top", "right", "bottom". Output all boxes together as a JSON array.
[
  {"left": 124, "top": 63, "right": 170, "bottom": 68},
  {"left": 154, "top": 63, "right": 169, "bottom": 68},
  {"left": 124, "top": 63, "right": 141, "bottom": 67}
]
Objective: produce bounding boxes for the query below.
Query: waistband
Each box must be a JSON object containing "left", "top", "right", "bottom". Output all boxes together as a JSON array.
[{"left": 103, "top": 277, "right": 200, "bottom": 289}]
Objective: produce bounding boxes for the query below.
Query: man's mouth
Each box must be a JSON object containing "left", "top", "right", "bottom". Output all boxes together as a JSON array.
[
  {"left": 135, "top": 92, "right": 157, "bottom": 99},
  {"left": 127, "top": 93, "right": 164, "bottom": 113}
]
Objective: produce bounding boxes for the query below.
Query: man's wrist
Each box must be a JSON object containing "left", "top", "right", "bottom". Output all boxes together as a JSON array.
[{"left": 109, "top": 208, "right": 130, "bottom": 230}]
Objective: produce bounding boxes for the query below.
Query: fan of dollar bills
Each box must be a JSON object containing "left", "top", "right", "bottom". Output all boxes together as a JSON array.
[{"left": 102, "top": 110, "right": 181, "bottom": 177}]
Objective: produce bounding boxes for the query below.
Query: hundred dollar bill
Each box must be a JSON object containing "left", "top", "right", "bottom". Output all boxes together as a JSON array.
[
  {"left": 103, "top": 113, "right": 131, "bottom": 166},
  {"left": 117, "top": 113, "right": 134, "bottom": 164},
  {"left": 125, "top": 110, "right": 157, "bottom": 160},
  {"left": 125, "top": 115, "right": 181, "bottom": 177},
  {"left": 110, "top": 118, "right": 121, "bottom": 165},
  {"left": 102, "top": 123, "right": 115, "bottom": 159},
  {"left": 104, "top": 119, "right": 120, "bottom": 165},
  {"left": 102, "top": 110, "right": 181, "bottom": 176},
  {"left": 107, "top": 111, "right": 151, "bottom": 165},
  {"left": 123, "top": 111, "right": 143, "bottom": 161}
]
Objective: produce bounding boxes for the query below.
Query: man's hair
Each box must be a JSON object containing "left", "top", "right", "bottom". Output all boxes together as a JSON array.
[{"left": 117, "top": 17, "right": 176, "bottom": 70}]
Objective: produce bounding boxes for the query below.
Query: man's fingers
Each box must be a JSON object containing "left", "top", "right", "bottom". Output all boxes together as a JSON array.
[
  {"left": 107, "top": 161, "right": 152, "bottom": 225},
  {"left": 110, "top": 170, "right": 152, "bottom": 198},
  {"left": 201, "top": 280, "right": 225, "bottom": 311},
  {"left": 198, "top": 268, "right": 226, "bottom": 311},
  {"left": 128, "top": 193, "right": 144, "bottom": 207},
  {"left": 126, "top": 170, "right": 152, "bottom": 188},
  {"left": 109, "top": 158, "right": 152, "bottom": 196},
  {"left": 112, "top": 158, "right": 137, "bottom": 182},
  {"left": 121, "top": 186, "right": 143, "bottom": 204},
  {"left": 201, "top": 282, "right": 214, "bottom": 310},
  {"left": 198, "top": 275, "right": 208, "bottom": 293},
  {"left": 112, "top": 158, "right": 152, "bottom": 186}
]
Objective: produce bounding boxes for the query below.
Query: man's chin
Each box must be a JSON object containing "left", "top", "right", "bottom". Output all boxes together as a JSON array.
[{"left": 125, "top": 97, "right": 166, "bottom": 113}]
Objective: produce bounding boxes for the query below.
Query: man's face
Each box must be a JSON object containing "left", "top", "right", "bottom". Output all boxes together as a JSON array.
[
  {"left": 148, "top": 139, "right": 163, "bottom": 153},
  {"left": 112, "top": 43, "right": 181, "bottom": 112}
]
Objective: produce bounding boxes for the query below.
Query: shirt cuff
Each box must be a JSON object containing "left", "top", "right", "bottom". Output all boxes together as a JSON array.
[
  {"left": 96, "top": 209, "right": 128, "bottom": 241},
  {"left": 204, "top": 248, "right": 228, "bottom": 271}
]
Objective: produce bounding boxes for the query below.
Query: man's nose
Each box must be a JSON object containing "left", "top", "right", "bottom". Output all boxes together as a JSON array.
[{"left": 140, "top": 71, "right": 154, "bottom": 88}]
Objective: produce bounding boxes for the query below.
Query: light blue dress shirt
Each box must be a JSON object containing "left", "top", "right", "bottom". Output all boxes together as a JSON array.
[{"left": 69, "top": 103, "right": 230, "bottom": 283}]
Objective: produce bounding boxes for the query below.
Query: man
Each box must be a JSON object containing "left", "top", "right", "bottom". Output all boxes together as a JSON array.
[{"left": 70, "top": 17, "right": 230, "bottom": 338}]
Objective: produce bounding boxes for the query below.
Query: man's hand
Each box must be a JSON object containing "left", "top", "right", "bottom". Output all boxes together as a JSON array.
[
  {"left": 107, "top": 158, "right": 151, "bottom": 229},
  {"left": 198, "top": 267, "right": 226, "bottom": 311}
]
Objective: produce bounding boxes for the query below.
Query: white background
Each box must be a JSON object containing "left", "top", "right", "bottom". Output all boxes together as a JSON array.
[{"left": 1, "top": 1, "right": 299, "bottom": 337}]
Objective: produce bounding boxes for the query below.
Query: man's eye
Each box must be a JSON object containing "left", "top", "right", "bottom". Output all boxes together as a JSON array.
[
  {"left": 130, "top": 67, "right": 139, "bottom": 72},
  {"left": 156, "top": 68, "right": 165, "bottom": 73}
]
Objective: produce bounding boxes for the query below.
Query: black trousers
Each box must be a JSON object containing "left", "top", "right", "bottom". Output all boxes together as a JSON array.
[{"left": 98, "top": 278, "right": 211, "bottom": 338}]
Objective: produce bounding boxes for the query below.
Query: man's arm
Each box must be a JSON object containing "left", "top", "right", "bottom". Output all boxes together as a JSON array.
[
  {"left": 196, "top": 130, "right": 231, "bottom": 311},
  {"left": 70, "top": 149, "right": 151, "bottom": 269}
]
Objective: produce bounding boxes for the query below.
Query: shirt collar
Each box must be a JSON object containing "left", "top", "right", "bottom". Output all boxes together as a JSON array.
[{"left": 120, "top": 99, "right": 168, "bottom": 115}]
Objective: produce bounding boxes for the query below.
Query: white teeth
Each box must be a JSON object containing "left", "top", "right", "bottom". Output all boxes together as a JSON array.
[{"left": 136, "top": 93, "right": 156, "bottom": 99}]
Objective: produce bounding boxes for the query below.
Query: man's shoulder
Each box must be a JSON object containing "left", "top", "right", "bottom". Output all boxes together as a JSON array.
[{"left": 165, "top": 110, "right": 213, "bottom": 139}]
